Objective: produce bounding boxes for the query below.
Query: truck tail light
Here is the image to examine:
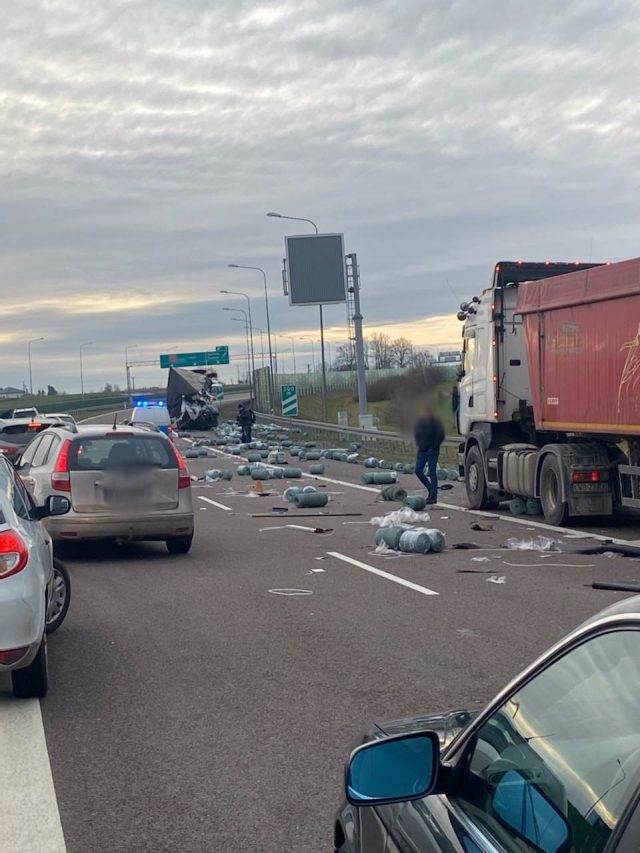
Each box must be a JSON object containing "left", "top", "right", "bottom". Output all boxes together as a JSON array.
[
  {"left": 571, "top": 470, "right": 608, "bottom": 483},
  {"left": 0, "top": 531, "right": 29, "bottom": 578},
  {"left": 171, "top": 444, "right": 191, "bottom": 489},
  {"left": 51, "top": 439, "right": 72, "bottom": 492}
]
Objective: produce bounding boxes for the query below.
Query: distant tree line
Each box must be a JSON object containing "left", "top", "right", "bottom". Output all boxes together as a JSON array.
[{"left": 331, "top": 334, "right": 435, "bottom": 371}]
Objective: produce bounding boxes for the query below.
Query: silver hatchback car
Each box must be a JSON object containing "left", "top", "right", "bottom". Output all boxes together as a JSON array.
[{"left": 18, "top": 423, "right": 195, "bottom": 553}]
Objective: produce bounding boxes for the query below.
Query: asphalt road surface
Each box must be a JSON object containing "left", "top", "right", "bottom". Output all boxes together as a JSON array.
[{"left": 2, "top": 422, "right": 639, "bottom": 852}]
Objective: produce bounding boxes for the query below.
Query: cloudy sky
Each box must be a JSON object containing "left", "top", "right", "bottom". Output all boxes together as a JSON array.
[{"left": 2, "top": 0, "right": 640, "bottom": 392}]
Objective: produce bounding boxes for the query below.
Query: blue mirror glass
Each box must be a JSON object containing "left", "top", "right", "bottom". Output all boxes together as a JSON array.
[
  {"left": 347, "top": 733, "right": 437, "bottom": 806},
  {"left": 492, "top": 770, "right": 571, "bottom": 853}
]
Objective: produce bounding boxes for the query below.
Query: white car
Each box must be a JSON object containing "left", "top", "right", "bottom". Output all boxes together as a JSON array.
[
  {"left": 11, "top": 407, "right": 40, "bottom": 420},
  {"left": 0, "top": 455, "right": 71, "bottom": 697},
  {"left": 48, "top": 413, "right": 77, "bottom": 428}
]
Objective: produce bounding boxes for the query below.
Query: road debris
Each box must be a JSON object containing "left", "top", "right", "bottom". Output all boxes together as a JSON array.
[
  {"left": 470, "top": 522, "right": 493, "bottom": 532},
  {"left": 505, "top": 535, "right": 560, "bottom": 551},
  {"left": 486, "top": 575, "right": 507, "bottom": 584}
]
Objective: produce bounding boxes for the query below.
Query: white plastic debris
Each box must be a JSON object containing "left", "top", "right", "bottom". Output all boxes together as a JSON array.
[
  {"left": 369, "top": 508, "right": 431, "bottom": 528},
  {"left": 471, "top": 556, "right": 491, "bottom": 562},
  {"left": 505, "top": 535, "right": 559, "bottom": 552},
  {"left": 486, "top": 575, "right": 507, "bottom": 584}
]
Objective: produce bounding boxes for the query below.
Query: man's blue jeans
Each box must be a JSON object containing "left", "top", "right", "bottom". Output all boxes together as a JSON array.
[{"left": 415, "top": 448, "right": 439, "bottom": 500}]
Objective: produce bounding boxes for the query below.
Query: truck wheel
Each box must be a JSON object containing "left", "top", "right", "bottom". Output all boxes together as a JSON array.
[
  {"left": 12, "top": 634, "right": 48, "bottom": 699},
  {"left": 539, "top": 455, "right": 568, "bottom": 526},
  {"left": 465, "top": 446, "right": 494, "bottom": 509}
]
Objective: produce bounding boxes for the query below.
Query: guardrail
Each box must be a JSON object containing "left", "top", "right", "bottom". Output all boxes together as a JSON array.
[{"left": 254, "top": 412, "right": 459, "bottom": 462}]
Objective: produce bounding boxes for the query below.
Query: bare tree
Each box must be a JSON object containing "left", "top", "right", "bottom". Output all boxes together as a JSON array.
[
  {"left": 391, "top": 337, "right": 414, "bottom": 367},
  {"left": 409, "top": 349, "right": 435, "bottom": 368},
  {"left": 332, "top": 343, "right": 357, "bottom": 371},
  {"left": 368, "top": 333, "right": 394, "bottom": 368}
]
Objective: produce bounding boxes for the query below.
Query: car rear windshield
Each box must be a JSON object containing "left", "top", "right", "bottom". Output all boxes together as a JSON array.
[
  {"left": 0, "top": 423, "right": 49, "bottom": 436},
  {"left": 69, "top": 436, "right": 177, "bottom": 470}
]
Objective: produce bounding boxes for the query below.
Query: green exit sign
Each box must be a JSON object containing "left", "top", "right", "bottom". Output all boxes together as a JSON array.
[{"left": 160, "top": 347, "right": 229, "bottom": 368}]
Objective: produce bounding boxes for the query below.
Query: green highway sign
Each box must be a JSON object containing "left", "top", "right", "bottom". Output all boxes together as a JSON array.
[
  {"left": 281, "top": 384, "right": 298, "bottom": 417},
  {"left": 160, "top": 347, "right": 229, "bottom": 368}
]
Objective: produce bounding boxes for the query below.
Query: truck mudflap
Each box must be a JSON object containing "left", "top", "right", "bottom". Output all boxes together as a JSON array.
[{"left": 536, "top": 443, "right": 613, "bottom": 517}]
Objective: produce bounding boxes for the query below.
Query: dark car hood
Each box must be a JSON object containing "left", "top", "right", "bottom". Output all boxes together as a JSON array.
[{"left": 370, "top": 708, "right": 478, "bottom": 750}]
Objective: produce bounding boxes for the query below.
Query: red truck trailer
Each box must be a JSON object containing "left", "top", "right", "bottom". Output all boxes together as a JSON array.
[{"left": 457, "top": 258, "right": 640, "bottom": 524}]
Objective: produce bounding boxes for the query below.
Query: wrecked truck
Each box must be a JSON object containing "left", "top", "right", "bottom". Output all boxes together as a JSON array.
[{"left": 167, "top": 367, "right": 219, "bottom": 430}]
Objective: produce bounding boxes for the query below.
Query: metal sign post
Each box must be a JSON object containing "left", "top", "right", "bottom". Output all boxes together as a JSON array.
[{"left": 281, "top": 384, "right": 298, "bottom": 417}]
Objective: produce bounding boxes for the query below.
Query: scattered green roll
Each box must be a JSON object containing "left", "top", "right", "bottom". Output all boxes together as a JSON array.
[
  {"left": 185, "top": 449, "right": 199, "bottom": 459},
  {"left": 247, "top": 452, "right": 262, "bottom": 462},
  {"left": 364, "top": 458, "right": 379, "bottom": 468},
  {"left": 250, "top": 467, "right": 269, "bottom": 480},
  {"left": 424, "top": 529, "right": 446, "bottom": 552},
  {"left": 447, "top": 469, "right": 459, "bottom": 480},
  {"left": 285, "top": 468, "right": 302, "bottom": 479},
  {"left": 305, "top": 451, "right": 321, "bottom": 460},
  {"left": 284, "top": 487, "right": 303, "bottom": 502},
  {"left": 302, "top": 485, "right": 317, "bottom": 493},
  {"left": 289, "top": 447, "right": 301, "bottom": 456},
  {"left": 237, "top": 465, "right": 251, "bottom": 475},
  {"left": 403, "top": 464, "right": 415, "bottom": 474},
  {"left": 436, "top": 468, "right": 448, "bottom": 481},
  {"left": 509, "top": 497, "right": 527, "bottom": 515},
  {"left": 526, "top": 498, "right": 542, "bottom": 515},
  {"left": 304, "top": 442, "right": 317, "bottom": 448},
  {"left": 375, "top": 527, "right": 405, "bottom": 550},
  {"left": 404, "top": 495, "right": 427, "bottom": 511},
  {"left": 293, "top": 491, "right": 328, "bottom": 508},
  {"left": 309, "top": 464, "right": 325, "bottom": 475},
  {"left": 378, "top": 459, "right": 394, "bottom": 470},
  {"left": 399, "top": 530, "right": 432, "bottom": 553},
  {"left": 380, "top": 485, "right": 408, "bottom": 502},
  {"left": 363, "top": 471, "right": 397, "bottom": 485}
]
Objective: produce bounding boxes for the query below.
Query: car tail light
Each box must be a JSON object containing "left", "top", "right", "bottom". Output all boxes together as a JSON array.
[
  {"left": 0, "top": 530, "right": 29, "bottom": 578},
  {"left": 51, "top": 439, "right": 72, "bottom": 492},
  {"left": 171, "top": 444, "right": 191, "bottom": 488},
  {"left": 0, "top": 646, "right": 29, "bottom": 666}
]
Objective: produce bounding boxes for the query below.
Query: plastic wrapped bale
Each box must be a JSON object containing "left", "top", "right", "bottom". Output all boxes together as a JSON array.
[
  {"left": 375, "top": 527, "right": 405, "bottom": 550},
  {"left": 298, "top": 451, "right": 307, "bottom": 461},
  {"left": 284, "top": 487, "right": 303, "bottom": 502},
  {"left": 363, "top": 471, "right": 397, "bottom": 485},
  {"left": 378, "top": 460, "right": 394, "bottom": 470},
  {"left": 195, "top": 447, "right": 207, "bottom": 457},
  {"left": 424, "top": 529, "right": 446, "bottom": 553},
  {"left": 398, "top": 529, "right": 432, "bottom": 554},
  {"left": 285, "top": 468, "right": 302, "bottom": 479},
  {"left": 526, "top": 498, "right": 542, "bottom": 516},
  {"left": 292, "top": 491, "right": 328, "bottom": 508},
  {"left": 403, "top": 464, "right": 415, "bottom": 474},
  {"left": 309, "top": 464, "right": 325, "bottom": 475},
  {"left": 247, "top": 452, "right": 262, "bottom": 463},
  {"left": 228, "top": 447, "right": 242, "bottom": 456},
  {"left": 404, "top": 495, "right": 427, "bottom": 511},
  {"left": 379, "top": 485, "right": 408, "bottom": 502},
  {"left": 204, "top": 469, "right": 222, "bottom": 480},
  {"left": 446, "top": 469, "right": 459, "bottom": 480},
  {"left": 259, "top": 450, "right": 270, "bottom": 459},
  {"left": 334, "top": 452, "right": 349, "bottom": 462},
  {"left": 304, "top": 442, "right": 317, "bottom": 448},
  {"left": 302, "top": 485, "right": 317, "bottom": 493},
  {"left": 289, "top": 447, "right": 301, "bottom": 457},
  {"left": 237, "top": 465, "right": 251, "bottom": 476},
  {"left": 349, "top": 442, "right": 362, "bottom": 451},
  {"left": 269, "top": 467, "right": 285, "bottom": 479},
  {"left": 394, "top": 463, "right": 405, "bottom": 472},
  {"left": 509, "top": 497, "right": 527, "bottom": 515},
  {"left": 347, "top": 453, "right": 360, "bottom": 464},
  {"left": 185, "top": 449, "right": 199, "bottom": 459},
  {"left": 281, "top": 439, "right": 293, "bottom": 447},
  {"left": 436, "top": 468, "right": 448, "bottom": 481},
  {"left": 305, "top": 451, "right": 321, "bottom": 461},
  {"left": 364, "top": 458, "right": 380, "bottom": 468}
]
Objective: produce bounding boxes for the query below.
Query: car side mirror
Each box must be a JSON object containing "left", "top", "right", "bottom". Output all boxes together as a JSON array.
[
  {"left": 345, "top": 731, "right": 440, "bottom": 807},
  {"left": 37, "top": 495, "right": 71, "bottom": 519}
]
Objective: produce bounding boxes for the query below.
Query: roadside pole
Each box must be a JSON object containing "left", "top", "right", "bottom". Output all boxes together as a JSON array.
[{"left": 346, "top": 253, "right": 369, "bottom": 428}]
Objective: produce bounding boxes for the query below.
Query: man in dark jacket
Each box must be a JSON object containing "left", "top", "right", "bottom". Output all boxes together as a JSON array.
[
  {"left": 237, "top": 403, "right": 256, "bottom": 443},
  {"left": 414, "top": 403, "right": 445, "bottom": 504}
]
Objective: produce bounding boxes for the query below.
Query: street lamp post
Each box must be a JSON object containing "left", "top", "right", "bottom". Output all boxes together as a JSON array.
[
  {"left": 224, "top": 308, "right": 252, "bottom": 392},
  {"left": 125, "top": 344, "right": 138, "bottom": 398},
  {"left": 266, "top": 212, "right": 329, "bottom": 420},
  {"left": 228, "top": 264, "right": 275, "bottom": 411},
  {"left": 279, "top": 334, "right": 297, "bottom": 374},
  {"left": 220, "top": 289, "right": 256, "bottom": 394},
  {"left": 79, "top": 341, "right": 93, "bottom": 398},
  {"left": 253, "top": 328, "right": 266, "bottom": 368},
  {"left": 27, "top": 337, "right": 45, "bottom": 396},
  {"left": 298, "top": 336, "right": 317, "bottom": 371}
]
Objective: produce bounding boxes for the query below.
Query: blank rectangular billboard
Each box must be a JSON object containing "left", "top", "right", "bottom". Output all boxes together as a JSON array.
[{"left": 285, "top": 234, "right": 347, "bottom": 306}]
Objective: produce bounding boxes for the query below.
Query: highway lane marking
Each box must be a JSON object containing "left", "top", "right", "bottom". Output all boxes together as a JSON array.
[
  {"left": 327, "top": 552, "right": 439, "bottom": 597},
  {"left": 0, "top": 691, "right": 66, "bottom": 852},
  {"left": 184, "top": 443, "right": 638, "bottom": 545},
  {"left": 197, "top": 496, "right": 233, "bottom": 512}
]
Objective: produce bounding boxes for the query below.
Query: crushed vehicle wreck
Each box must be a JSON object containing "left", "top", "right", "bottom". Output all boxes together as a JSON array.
[{"left": 167, "top": 367, "right": 220, "bottom": 430}]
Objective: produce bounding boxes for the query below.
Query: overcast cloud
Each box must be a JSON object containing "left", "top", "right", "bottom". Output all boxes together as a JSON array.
[{"left": 2, "top": 0, "right": 640, "bottom": 390}]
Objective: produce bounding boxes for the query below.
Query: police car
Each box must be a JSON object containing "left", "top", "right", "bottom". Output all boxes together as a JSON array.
[{"left": 130, "top": 400, "right": 173, "bottom": 436}]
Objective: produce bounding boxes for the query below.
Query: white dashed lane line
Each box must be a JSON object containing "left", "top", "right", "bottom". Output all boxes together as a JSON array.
[
  {"left": 327, "top": 552, "right": 439, "bottom": 597},
  {"left": 197, "top": 495, "right": 233, "bottom": 512}
]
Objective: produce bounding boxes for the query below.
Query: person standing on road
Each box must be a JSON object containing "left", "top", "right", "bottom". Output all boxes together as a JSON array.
[
  {"left": 414, "top": 402, "right": 444, "bottom": 505},
  {"left": 237, "top": 402, "right": 256, "bottom": 444}
]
